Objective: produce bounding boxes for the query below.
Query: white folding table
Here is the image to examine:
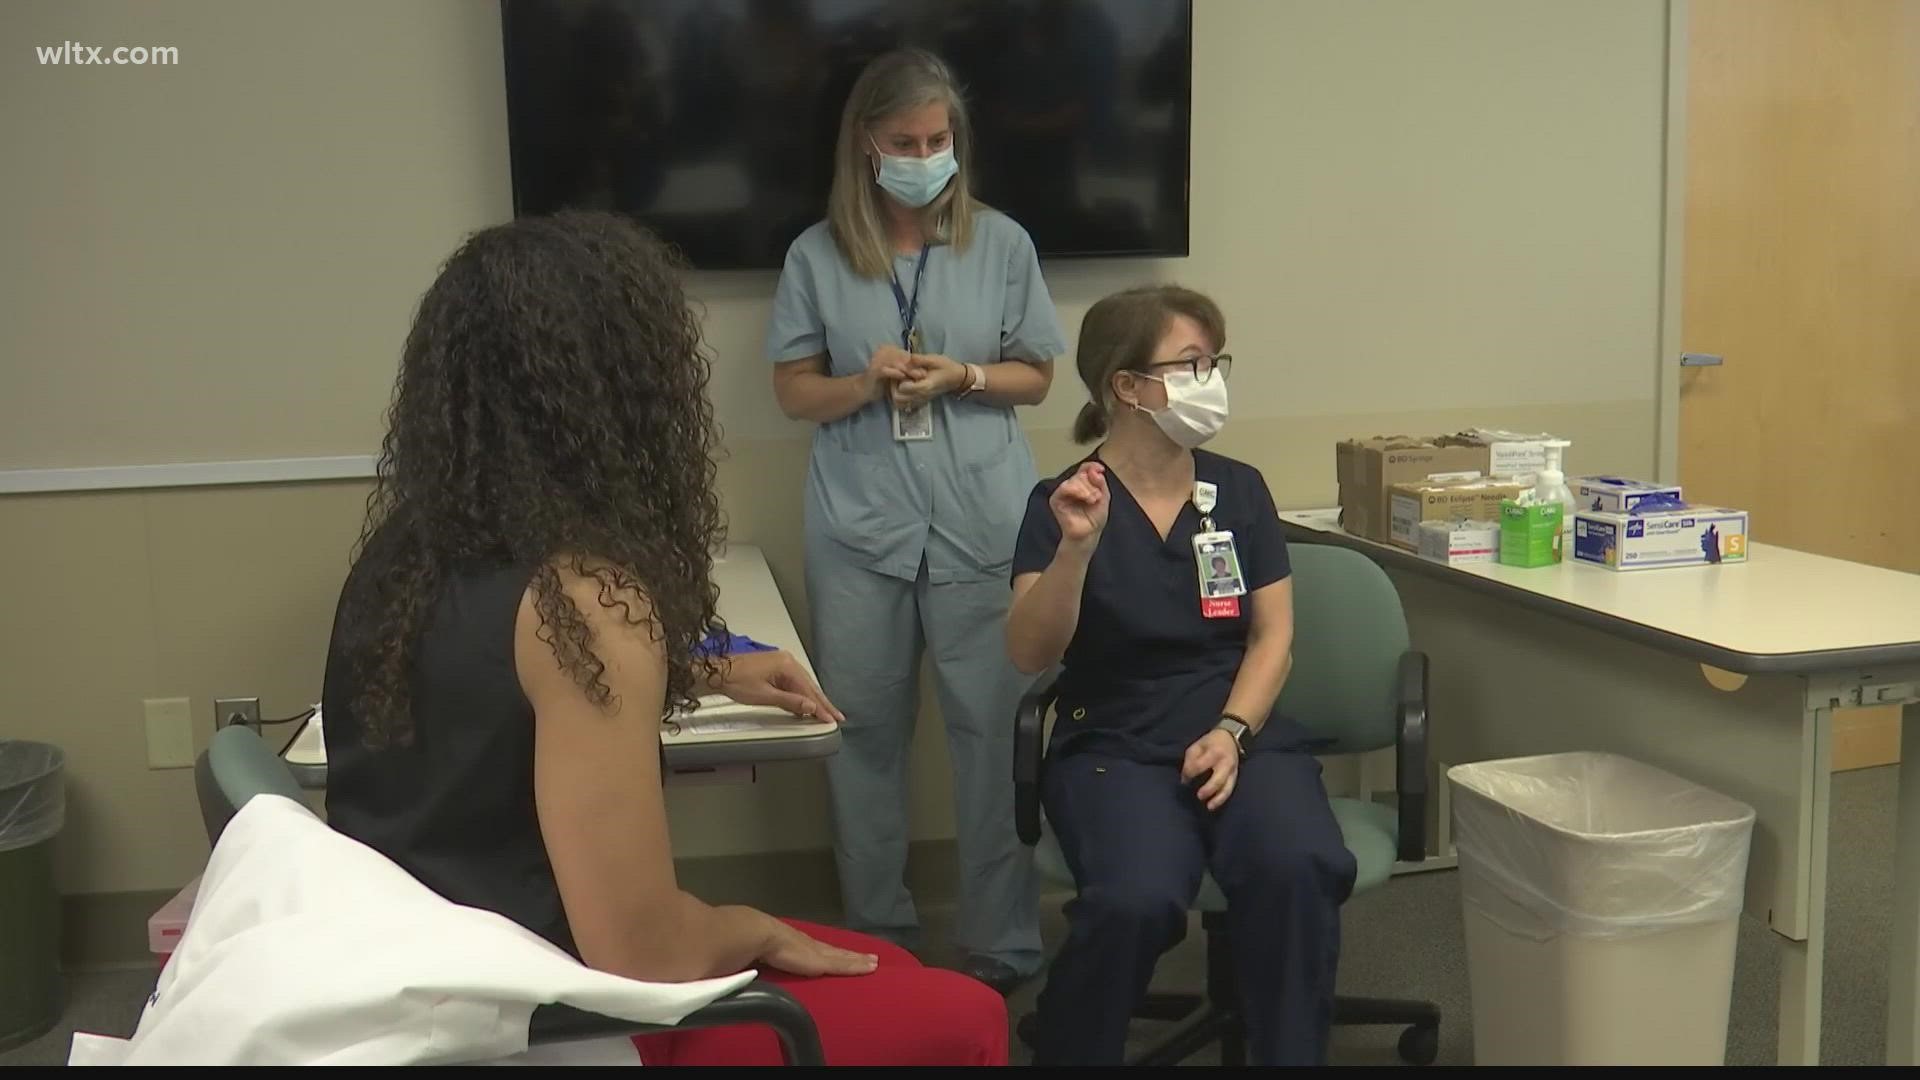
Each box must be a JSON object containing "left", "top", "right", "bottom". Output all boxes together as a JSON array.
[{"left": 282, "top": 543, "right": 838, "bottom": 782}]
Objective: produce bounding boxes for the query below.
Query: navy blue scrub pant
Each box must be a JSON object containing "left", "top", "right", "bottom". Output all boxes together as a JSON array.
[{"left": 1031, "top": 749, "right": 1358, "bottom": 1066}]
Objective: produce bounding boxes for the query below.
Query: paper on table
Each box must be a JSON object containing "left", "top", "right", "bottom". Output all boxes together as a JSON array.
[
  {"left": 670, "top": 715, "right": 797, "bottom": 736},
  {"left": 663, "top": 696, "right": 835, "bottom": 739}
]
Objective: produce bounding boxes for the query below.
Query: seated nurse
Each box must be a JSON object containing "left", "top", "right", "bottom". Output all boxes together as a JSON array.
[{"left": 1005, "top": 285, "right": 1358, "bottom": 1066}]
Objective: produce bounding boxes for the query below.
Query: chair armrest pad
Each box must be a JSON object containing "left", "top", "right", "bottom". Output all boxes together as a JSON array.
[
  {"left": 530, "top": 979, "right": 824, "bottom": 1065},
  {"left": 1395, "top": 650, "right": 1430, "bottom": 864},
  {"left": 1014, "top": 672, "right": 1060, "bottom": 845}
]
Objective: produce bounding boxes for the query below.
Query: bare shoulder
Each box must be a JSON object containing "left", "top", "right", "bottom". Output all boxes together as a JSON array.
[{"left": 513, "top": 556, "right": 667, "bottom": 717}]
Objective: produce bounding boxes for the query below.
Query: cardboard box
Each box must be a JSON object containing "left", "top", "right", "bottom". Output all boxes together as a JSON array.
[
  {"left": 1416, "top": 519, "right": 1500, "bottom": 565},
  {"left": 1454, "top": 428, "right": 1560, "bottom": 480},
  {"left": 1335, "top": 436, "right": 1491, "bottom": 542},
  {"left": 1389, "top": 477, "right": 1530, "bottom": 549},
  {"left": 1572, "top": 506, "right": 1750, "bottom": 571},
  {"left": 1499, "top": 500, "right": 1563, "bottom": 567},
  {"left": 1573, "top": 476, "right": 1685, "bottom": 515}
]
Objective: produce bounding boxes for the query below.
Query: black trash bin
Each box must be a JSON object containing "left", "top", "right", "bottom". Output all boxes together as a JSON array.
[{"left": 0, "top": 741, "right": 65, "bottom": 1052}]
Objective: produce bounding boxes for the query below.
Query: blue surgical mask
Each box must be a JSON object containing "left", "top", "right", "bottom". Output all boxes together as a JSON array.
[{"left": 871, "top": 140, "right": 958, "bottom": 209}]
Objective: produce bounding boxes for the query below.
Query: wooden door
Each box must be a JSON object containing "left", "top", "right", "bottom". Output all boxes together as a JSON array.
[{"left": 1679, "top": 0, "right": 1920, "bottom": 769}]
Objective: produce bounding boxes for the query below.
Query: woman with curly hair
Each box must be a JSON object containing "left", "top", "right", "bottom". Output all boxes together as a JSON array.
[{"left": 320, "top": 210, "right": 1007, "bottom": 1066}]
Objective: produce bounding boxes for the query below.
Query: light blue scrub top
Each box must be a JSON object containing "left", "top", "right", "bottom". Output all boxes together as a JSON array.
[{"left": 768, "top": 209, "right": 1068, "bottom": 585}]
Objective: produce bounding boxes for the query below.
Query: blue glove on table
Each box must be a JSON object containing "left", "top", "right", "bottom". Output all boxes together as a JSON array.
[{"left": 694, "top": 630, "right": 778, "bottom": 658}]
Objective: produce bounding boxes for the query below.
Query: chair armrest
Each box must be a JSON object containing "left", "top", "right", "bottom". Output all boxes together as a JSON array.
[
  {"left": 1014, "top": 672, "right": 1060, "bottom": 846},
  {"left": 529, "top": 979, "right": 824, "bottom": 1065},
  {"left": 1395, "top": 650, "right": 1430, "bottom": 864}
]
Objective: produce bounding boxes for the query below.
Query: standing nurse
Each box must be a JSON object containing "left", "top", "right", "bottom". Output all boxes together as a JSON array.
[{"left": 768, "top": 48, "right": 1064, "bottom": 993}]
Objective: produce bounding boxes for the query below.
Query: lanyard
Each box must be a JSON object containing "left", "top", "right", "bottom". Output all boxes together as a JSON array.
[{"left": 889, "top": 244, "right": 931, "bottom": 350}]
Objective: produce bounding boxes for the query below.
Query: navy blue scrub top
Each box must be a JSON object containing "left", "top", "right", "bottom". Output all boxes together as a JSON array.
[{"left": 1011, "top": 449, "right": 1313, "bottom": 765}]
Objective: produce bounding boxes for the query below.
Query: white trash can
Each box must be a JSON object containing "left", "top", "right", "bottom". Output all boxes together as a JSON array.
[{"left": 1447, "top": 751, "right": 1756, "bottom": 1065}]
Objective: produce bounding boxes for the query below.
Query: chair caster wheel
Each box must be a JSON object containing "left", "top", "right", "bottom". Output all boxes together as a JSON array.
[{"left": 1397, "top": 1022, "right": 1438, "bottom": 1065}]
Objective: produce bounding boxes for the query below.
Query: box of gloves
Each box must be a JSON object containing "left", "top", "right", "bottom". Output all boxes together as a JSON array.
[
  {"left": 1572, "top": 476, "right": 1687, "bottom": 515},
  {"left": 1572, "top": 501, "right": 1750, "bottom": 571}
]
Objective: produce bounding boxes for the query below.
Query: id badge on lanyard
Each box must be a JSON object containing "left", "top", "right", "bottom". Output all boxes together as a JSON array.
[
  {"left": 1190, "top": 480, "right": 1246, "bottom": 618},
  {"left": 890, "top": 245, "right": 934, "bottom": 442}
]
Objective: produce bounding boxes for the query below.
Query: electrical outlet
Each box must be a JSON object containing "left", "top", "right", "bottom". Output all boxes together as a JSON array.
[
  {"left": 214, "top": 697, "right": 261, "bottom": 731},
  {"left": 142, "top": 698, "right": 195, "bottom": 769}
]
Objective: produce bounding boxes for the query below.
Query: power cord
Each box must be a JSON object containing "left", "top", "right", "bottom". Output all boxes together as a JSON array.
[
  {"left": 275, "top": 711, "right": 316, "bottom": 758},
  {"left": 222, "top": 706, "right": 319, "bottom": 758}
]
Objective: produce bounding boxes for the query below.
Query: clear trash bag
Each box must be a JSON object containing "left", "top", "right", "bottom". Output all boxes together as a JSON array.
[
  {"left": 1448, "top": 751, "right": 1755, "bottom": 941},
  {"left": 0, "top": 741, "right": 66, "bottom": 853}
]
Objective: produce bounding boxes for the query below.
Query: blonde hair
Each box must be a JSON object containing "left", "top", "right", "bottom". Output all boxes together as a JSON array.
[
  {"left": 827, "top": 48, "right": 979, "bottom": 279},
  {"left": 1072, "top": 285, "right": 1227, "bottom": 444}
]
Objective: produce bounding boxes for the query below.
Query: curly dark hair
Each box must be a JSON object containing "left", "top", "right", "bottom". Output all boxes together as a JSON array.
[{"left": 338, "top": 210, "right": 726, "bottom": 748}]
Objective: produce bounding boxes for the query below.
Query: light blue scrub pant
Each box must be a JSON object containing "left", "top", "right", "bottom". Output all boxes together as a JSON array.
[{"left": 804, "top": 537, "right": 1043, "bottom": 974}]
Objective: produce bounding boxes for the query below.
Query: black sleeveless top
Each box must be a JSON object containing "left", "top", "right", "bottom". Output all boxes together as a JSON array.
[{"left": 320, "top": 535, "right": 577, "bottom": 956}]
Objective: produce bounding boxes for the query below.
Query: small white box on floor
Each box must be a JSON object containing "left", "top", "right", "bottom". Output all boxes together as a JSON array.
[{"left": 149, "top": 876, "right": 200, "bottom": 962}]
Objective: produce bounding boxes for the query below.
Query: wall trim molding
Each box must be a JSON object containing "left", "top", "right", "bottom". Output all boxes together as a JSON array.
[
  {"left": 63, "top": 888, "right": 177, "bottom": 972},
  {"left": 0, "top": 456, "right": 377, "bottom": 496}
]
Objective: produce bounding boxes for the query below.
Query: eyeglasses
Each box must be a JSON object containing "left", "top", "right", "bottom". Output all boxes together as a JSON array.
[{"left": 1144, "top": 353, "right": 1232, "bottom": 384}]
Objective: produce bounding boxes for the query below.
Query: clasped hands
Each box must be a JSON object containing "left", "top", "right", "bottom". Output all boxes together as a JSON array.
[{"left": 865, "top": 344, "right": 967, "bottom": 408}]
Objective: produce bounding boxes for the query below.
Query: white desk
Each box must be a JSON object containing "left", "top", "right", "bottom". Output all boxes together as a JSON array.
[
  {"left": 659, "top": 543, "right": 840, "bottom": 769},
  {"left": 283, "top": 543, "right": 838, "bottom": 780},
  {"left": 1280, "top": 509, "right": 1920, "bottom": 1066}
]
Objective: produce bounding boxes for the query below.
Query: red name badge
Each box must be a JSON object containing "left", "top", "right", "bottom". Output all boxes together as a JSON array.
[{"left": 1201, "top": 595, "right": 1241, "bottom": 619}]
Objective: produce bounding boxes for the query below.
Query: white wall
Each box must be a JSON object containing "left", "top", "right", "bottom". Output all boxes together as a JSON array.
[{"left": 0, "top": 0, "right": 1671, "bottom": 894}]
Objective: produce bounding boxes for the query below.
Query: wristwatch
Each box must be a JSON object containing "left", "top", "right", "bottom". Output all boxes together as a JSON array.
[
  {"left": 960, "top": 363, "right": 987, "bottom": 396},
  {"left": 1214, "top": 714, "right": 1251, "bottom": 758}
]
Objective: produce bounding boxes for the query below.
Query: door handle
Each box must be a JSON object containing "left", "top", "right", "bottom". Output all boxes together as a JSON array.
[{"left": 1679, "top": 353, "right": 1724, "bottom": 367}]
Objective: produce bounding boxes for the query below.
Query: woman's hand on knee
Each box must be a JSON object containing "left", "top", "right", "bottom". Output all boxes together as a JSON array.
[
  {"left": 759, "top": 918, "right": 880, "bottom": 977},
  {"left": 1181, "top": 730, "right": 1240, "bottom": 812}
]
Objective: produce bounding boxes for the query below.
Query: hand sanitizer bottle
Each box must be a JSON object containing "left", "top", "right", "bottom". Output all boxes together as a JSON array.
[{"left": 1534, "top": 439, "right": 1576, "bottom": 534}]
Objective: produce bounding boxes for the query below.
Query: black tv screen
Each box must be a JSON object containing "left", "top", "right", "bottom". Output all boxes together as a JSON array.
[{"left": 501, "top": 0, "right": 1192, "bottom": 270}]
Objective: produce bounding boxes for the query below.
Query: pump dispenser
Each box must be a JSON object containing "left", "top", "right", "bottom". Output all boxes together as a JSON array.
[{"left": 1534, "top": 438, "right": 1576, "bottom": 533}]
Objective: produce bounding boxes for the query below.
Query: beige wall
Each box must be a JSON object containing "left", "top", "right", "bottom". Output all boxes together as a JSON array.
[{"left": 0, "top": 0, "right": 1669, "bottom": 898}]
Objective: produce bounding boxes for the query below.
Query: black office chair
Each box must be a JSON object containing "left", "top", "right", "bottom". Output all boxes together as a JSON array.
[
  {"left": 1013, "top": 543, "right": 1442, "bottom": 1065},
  {"left": 192, "top": 724, "right": 824, "bottom": 1065}
]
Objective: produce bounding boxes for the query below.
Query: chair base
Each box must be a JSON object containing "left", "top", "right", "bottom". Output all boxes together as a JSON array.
[
  {"left": 1017, "top": 912, "right": 1442, "bottom": 1066},
  {"left": 1133, "top": 993, "right": 1238, "bottom": 1067},
  {"left": 1336, "top": 995, "right": 1442, "bottom": 1066},
  {"left": 1117, "top": 994, "right": 1440, "bottom": 1067}
]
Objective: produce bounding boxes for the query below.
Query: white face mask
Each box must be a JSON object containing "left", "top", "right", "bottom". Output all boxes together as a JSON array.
[{"left": 1136, "top": 370, "right": 1230, "bottom": 448}]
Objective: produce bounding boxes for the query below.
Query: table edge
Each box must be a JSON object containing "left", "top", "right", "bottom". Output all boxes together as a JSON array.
[
  {"left": 663, "top": 728, "right": 842, "bottom": 769},
  {"left": 1279, "top": 518, "right": 1920, "bottom": 675}
]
